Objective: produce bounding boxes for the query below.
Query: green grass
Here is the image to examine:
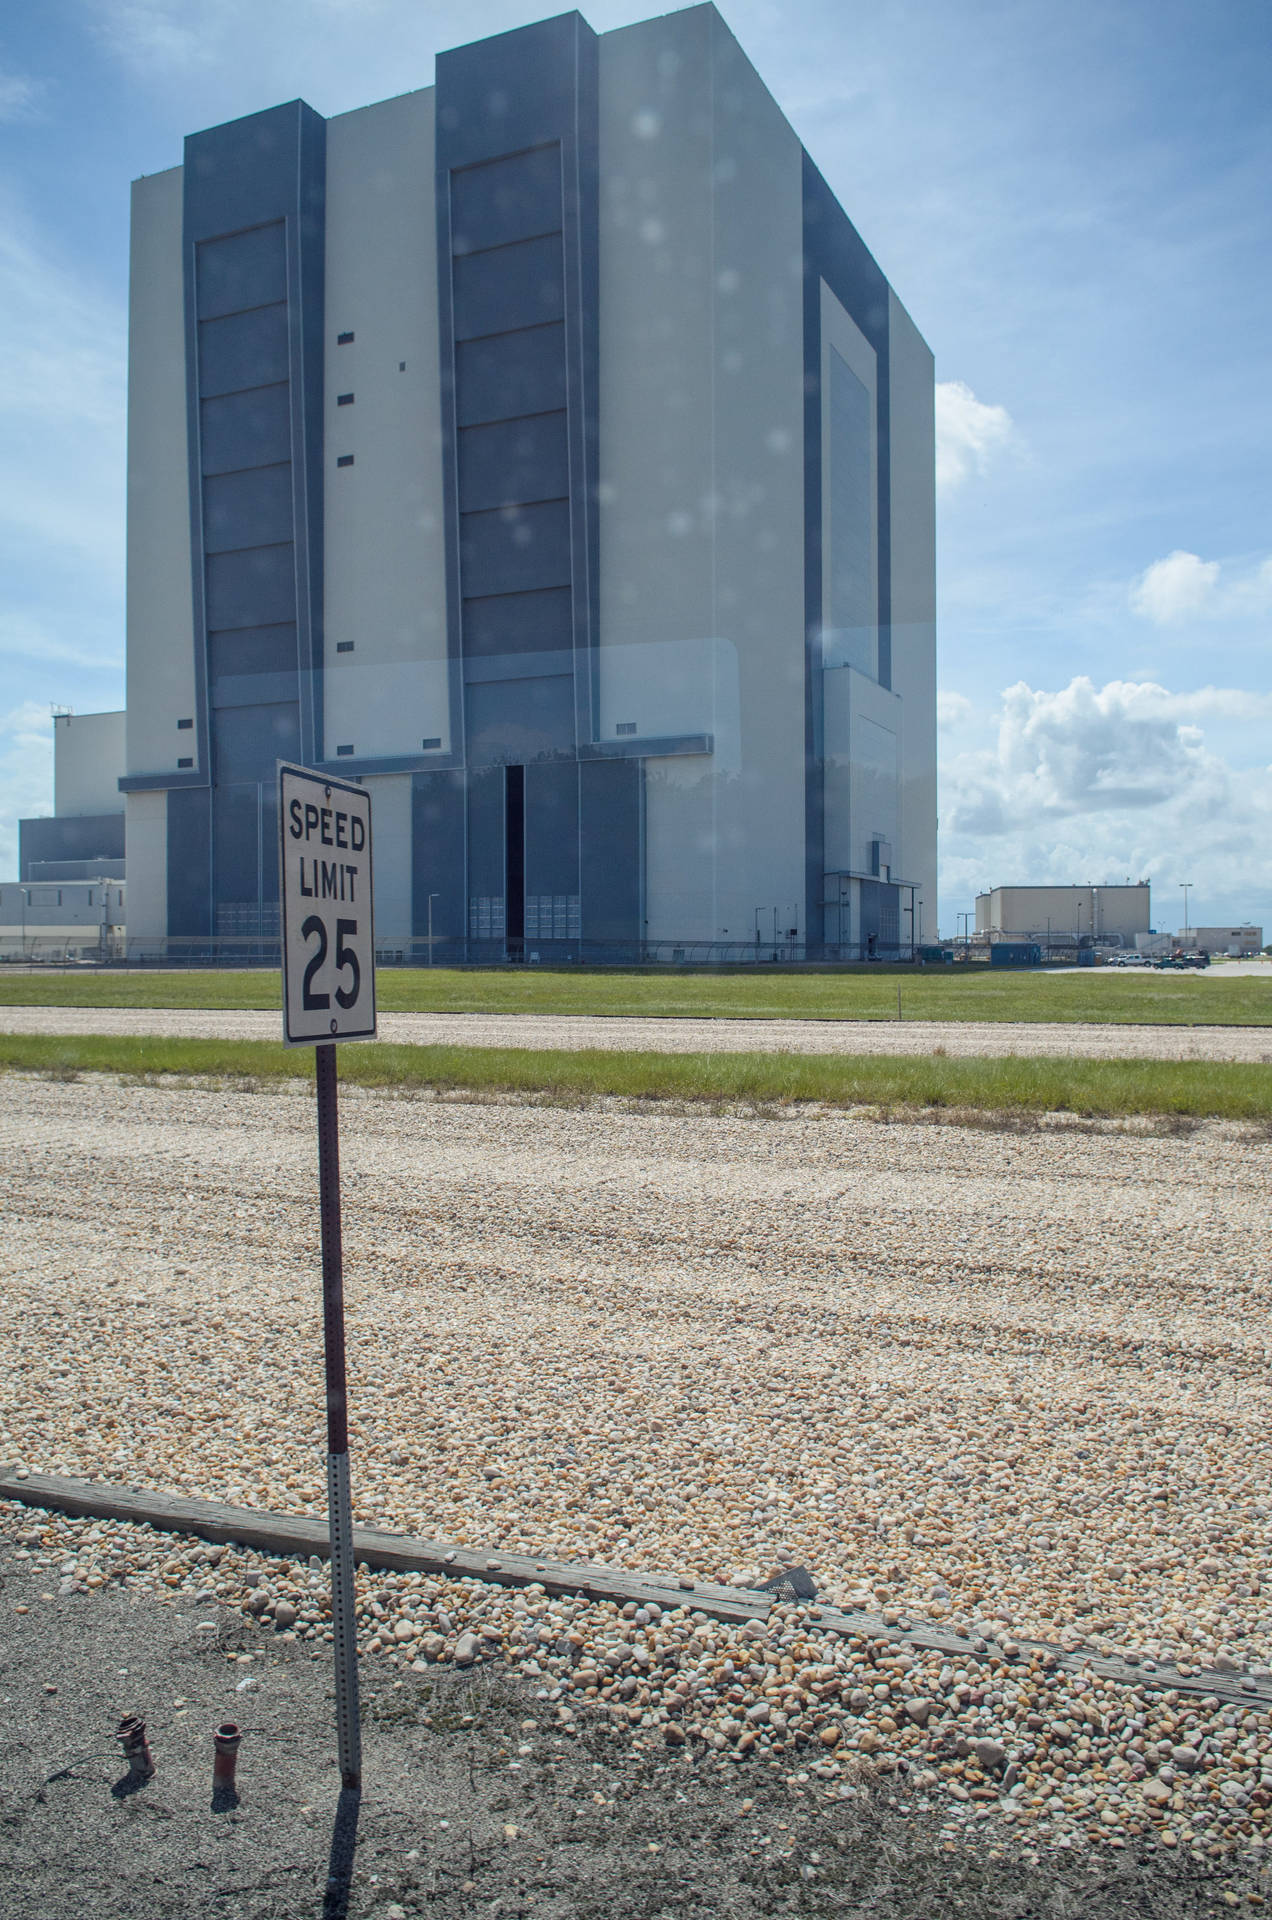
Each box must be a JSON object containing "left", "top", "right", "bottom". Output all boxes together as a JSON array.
[
  {"left": 0, "top": 963, "right": 1269, "bottom": 1025},
  {"left": 3, "top": 1032, "right": 1269, "bottom": 1120}
]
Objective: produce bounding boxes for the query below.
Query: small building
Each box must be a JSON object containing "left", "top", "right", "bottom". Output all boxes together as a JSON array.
[
  {"left": 1181, "top": 926, "right": 1263, "bottom": 957},
  {"left": 975, "top": 883, "right": 1150, "bottom": 948},
  {"left": 18, "top": 710, "right": 126, "bottom": 883},
  {"left": 0, "top": 878, "right": 126, "bottom": 961}
]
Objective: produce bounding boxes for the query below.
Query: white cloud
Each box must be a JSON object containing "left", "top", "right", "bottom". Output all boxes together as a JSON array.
[
  {"left": 1129, "top": 549, "right": 1220, "bottom": 625},
  {"left": 934, "top": 379, "right": 1014, "bottom": 493},
  {"left": 937, "top": 690, "right": 973, "bottom": 728},
  {"left": 0, "top": 69, "right": 44, "bottom": 123},
  {"left": 939, "top": 676, "right": 1272, "bottom": 931},
  {"left": 1128, "top": 550, "right": 1272, "bottom": 629},
  {"left": 0, "top": 702, "right": 55, "bottom": 881}
]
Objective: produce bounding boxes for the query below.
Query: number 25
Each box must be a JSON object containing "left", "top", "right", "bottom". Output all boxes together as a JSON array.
[{"left": 301, "top": 916, "right": 360, "bottom": 1012}]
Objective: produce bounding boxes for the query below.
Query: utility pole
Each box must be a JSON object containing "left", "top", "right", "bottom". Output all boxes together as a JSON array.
[
  {"left": 427, "top": 892, "right": 439, "bottom": 967},
  {"left": 1180, "top": 881, "right": 1192, "bottom": 948}
]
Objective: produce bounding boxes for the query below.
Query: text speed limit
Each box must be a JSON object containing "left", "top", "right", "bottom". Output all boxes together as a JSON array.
[{"left": 279, "top": 762, "right": 377, "bottom": 1045}]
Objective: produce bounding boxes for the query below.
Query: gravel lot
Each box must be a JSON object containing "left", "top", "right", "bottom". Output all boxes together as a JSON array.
[
  {"left": 4, "top": 1073, "right": 1272, "bottom": 1869},
  {"left": 3, "top": 1003, "right": 1272, "bottom": 1060}
]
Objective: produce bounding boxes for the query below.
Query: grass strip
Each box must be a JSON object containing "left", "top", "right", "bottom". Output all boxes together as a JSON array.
[
  {"left": 3, "top": 1032, "right": 1269, "bottom": 1120},
  {"left": 0, "top": 963, "right": 1268, "bottom": 1025}
]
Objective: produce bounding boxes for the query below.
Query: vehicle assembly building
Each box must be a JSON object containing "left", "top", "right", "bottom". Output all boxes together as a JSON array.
[{"left": 38, "top": 3, "right": 937, "bottom": 963}]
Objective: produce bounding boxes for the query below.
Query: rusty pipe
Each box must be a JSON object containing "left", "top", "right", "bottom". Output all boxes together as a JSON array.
[
  {"left": 116, "top": 1715, "right": 154, "bottom": 1781},
  {"left": 213, "top": 1721, "right": 241, "bottom": 1791}
]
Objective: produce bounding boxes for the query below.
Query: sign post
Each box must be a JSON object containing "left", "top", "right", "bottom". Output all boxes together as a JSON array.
[{"left": 279, "top": 762, "right": 376, "bottom": 1792}]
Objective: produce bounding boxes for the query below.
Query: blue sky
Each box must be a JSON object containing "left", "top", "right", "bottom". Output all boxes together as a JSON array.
[{"left": 2, "top": 0, "right": 1269, "bottom": 938}]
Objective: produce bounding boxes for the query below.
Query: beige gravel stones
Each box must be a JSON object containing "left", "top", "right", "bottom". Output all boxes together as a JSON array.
[{"left": 3, "top": 1073, "right": 1272, "bottom": 1858}]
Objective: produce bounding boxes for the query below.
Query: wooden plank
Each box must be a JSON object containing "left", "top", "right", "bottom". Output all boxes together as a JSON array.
[
  {"left": 0, "top": 1468, "right": 769, "bottom": 1624},
  {"left": 2, "top": 1466, "right": 1267, "bottom": 1707}
]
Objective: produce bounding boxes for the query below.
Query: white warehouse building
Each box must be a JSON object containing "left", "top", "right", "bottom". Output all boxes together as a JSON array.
[
  {"left": 58, "top": 4, "right": 937, "bottom": 962},
  {"left": 1181, "top": 926, "right": 1263, "bottom": 957},
  {"left": 975, "top": 884, "right": 1151, "bottom": 948}
]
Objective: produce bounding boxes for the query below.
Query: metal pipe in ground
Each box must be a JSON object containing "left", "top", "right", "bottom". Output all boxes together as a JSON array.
[
  {"left": 212, "top": 1721, "right": 241, "bottom": 1791},
  {"left": 116, "top": 1715, "right": 154, "bottom": 1782}
]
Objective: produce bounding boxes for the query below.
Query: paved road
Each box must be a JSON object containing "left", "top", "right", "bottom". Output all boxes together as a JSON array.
[{"left": 3, "top": 1002, "right": 1271, "bottom": 1060}]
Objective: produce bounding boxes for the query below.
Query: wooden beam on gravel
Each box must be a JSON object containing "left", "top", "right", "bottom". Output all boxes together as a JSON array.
[{"left": 3, "top": 1466, "right": 1268, "bottom": 1710}]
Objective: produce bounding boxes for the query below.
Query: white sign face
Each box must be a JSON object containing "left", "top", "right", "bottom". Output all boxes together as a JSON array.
[{"left": 279, "top": 763, "right": 376, "bottom": 1046}]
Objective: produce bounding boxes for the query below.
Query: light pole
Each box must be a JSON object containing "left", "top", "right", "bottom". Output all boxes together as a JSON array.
[
  {"left": 427, "top": 892, "right": 439, "bottom": 967},
  {"left": 1180, "top": 882, "right": 1192, "bottom": 949}
]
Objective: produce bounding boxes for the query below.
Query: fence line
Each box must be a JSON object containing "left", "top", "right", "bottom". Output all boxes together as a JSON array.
[{"left": 0, "top": 933, "right": 946, "bottom": 970}]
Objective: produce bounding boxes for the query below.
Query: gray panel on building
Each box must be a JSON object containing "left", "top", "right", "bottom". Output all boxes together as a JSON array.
[
  {"left": 198, "top": 304, "right": 291, "bottom": 397},
  {"left": 199, "top": 384, "right": 293, "bottom": 475},
  {"left": 205, "top": 545, "right": 297, "bottom": 630},
  {"left": 459, "top": 500, "right": 572, "bottom": 597},
  {"left": 195, "top": 222, "right": 287, "bottom": 318},
  {"left": 580, "top": 757, "right": 641, "bottom": 948},
  {"left": 450, "top": 146, "right": 564, "bottom": 254},
  {"left": 462, "top": 587, "right": 573, "bottom": 658},
  {"left": 525, "top": 759, "right": 579, "bottom": 902},
  {"left": 458, "top": 413, "right": 569, "bottom": 511},
  {"left": 452, "top": 234, "right": 566, "bottom": 340},
  {"left": 212, "top": 703, "right": 301, "bottom": 782},
  {"left": 411, "top": 771, "right": 466, "bottom": 943},
  {"left": 466, "top": 677, "right": 576, "bottom": 765},
  {"left": 203, "top": 464, "right": 294, "bottom": 553},
  {"left": 208, "top": 622, "right": 298, "bottom": 681},
  {"left": 455, "top": 325, "right": 567, "bottom": 428}
]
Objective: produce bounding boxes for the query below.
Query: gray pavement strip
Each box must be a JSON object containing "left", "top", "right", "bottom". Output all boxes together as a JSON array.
[{"left": 4, "top": 1466, "right": 1266, "bottom": 1712}]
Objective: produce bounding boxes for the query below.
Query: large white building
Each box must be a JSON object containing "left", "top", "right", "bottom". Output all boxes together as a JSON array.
[{"left": 51, "top": 4, "right": 938, "bottom": 961}]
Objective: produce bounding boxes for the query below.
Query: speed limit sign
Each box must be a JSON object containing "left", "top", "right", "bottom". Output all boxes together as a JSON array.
[
  {"left": 279, "top": 762, "right": 376, "bottom": 1045},
  {"left": 277, "top": 760, "right": 376, "bottom": 1793}
]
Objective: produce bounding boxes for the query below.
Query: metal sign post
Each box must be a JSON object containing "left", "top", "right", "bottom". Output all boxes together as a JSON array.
[{"left": 279, "top": 762, "right": 376, "bottom": 1793}]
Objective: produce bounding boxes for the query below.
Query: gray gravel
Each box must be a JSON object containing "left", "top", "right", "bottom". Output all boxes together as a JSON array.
[
  {"left": 4, "top": 1075, "right": 1272, "bottom": 1863},
  {"left": 3, "top": 1002, "right": 1272, "bottom": 1060}
]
